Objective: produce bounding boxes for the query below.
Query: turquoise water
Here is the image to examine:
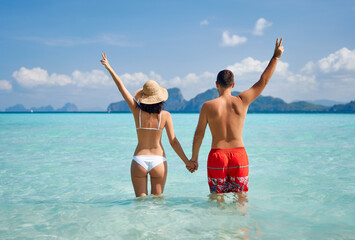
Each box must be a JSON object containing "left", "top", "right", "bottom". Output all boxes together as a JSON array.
[{"left": 0, "top": 113, "right": 354, "bottom": 239}]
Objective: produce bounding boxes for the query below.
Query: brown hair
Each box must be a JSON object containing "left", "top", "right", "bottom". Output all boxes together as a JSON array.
[
  {"left": 216, "top": 69, "right": 234, "bottom": 88},
  {"left": 137, "top": 101, "right": 166, "bottom": 114}
]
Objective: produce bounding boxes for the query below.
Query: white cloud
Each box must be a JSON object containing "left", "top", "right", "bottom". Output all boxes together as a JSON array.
[
  {"left": 302, "top": 48, "right": 355, "bottom": 75},
  {"left": 228, "top": 57, "right": 310, "bottom": 82},
  {"left": 286, "top": 74, "right": 316, "bottom": 84},
  {"left": 12, "top": 67, "right": 48, "bottom": 87},
  {"left": 274, "top": 61, "right": 291, "bottom": 76},
  {"left": 200, "top": 19, "right": 209, "bottom": 25},
  {"left": 227, "top": 57, "right": 289, "bottom": 75},
  {"left": 120, "top": 71, "right": 165, "bottom": 88},
  {"left": 300, "top": 61, "right": 316, "bottom": 74},
  {"left": 12, "top": 67, "right": 113, "bottom": 88},
  {"left": 296, "top": 47, "right": 355, "bottom": 101},
  {"left": 72, "top": 70, "right": 112, "bottom": 88},
  {"left": 13, "top": 67, "right": 72, "bottom": 87},
  {"left": 253, "top": 18, "right": 272, "bottom": 36},
  {"left": 227, "top": 57, "right": 268, "bottom": 76},
  {"left": 0, "top": 80, "right": 12, "bottom": 90},
  {"left": 221, "top": 31, "right": 247, "bottom": 47},
  {"left": 317, "top": 48, "right": 355, "bottom": 73}
]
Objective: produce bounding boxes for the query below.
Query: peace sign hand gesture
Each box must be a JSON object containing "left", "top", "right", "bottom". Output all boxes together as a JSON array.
[
  {"left": 273, "top": 38, "right": 284, "bottom": 59},
  {"left": 100, "top": 52, "right": 111, "bottom": 70}
]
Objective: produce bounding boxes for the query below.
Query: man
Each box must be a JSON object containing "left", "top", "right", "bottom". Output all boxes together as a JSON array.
[{"left": 190, "top": 38, "right": 284, "bottom": 201}]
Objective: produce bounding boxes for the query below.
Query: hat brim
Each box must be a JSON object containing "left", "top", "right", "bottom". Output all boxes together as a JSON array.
[{"left": 134, "top": 86, "right": 168, "bottom": 104}]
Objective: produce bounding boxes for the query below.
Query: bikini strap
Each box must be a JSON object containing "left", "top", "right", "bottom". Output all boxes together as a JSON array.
[
  {"left": 158, "top": 111, "right": 162, "bottom": 129},
  {"left": 139, "top": 109, "right": 142, "bottom": 128}
]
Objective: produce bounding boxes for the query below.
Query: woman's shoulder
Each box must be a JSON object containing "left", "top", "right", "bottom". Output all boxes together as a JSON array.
[{"left": 161, "top": 110, "right": 171, "bottom": 119}]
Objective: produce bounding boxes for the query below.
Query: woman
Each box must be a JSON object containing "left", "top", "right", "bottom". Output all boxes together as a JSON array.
[{"left": 100, "top": 53, "right": 195, "bottom": 197}]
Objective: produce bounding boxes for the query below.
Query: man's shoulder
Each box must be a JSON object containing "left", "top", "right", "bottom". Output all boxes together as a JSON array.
[
  {"left": 204, "top": 98, "right": 220, "bottom": 105},
  {"left": 201, "top": 99, "right": 220, "bottom": 113},
  {"left": 202, "top": 99, "right": 217, "bottom": 108}
]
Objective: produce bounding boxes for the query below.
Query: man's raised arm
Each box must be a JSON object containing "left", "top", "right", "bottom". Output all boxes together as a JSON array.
[{"left": 238, "top": 38, "right": 284, "bottom": 106}]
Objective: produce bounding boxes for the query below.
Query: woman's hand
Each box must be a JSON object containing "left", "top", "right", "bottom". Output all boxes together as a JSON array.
[
  {"left": 186, "top": 160, "right": 197, "bottom": 173},
  {"left": 100, "top": 52, "right": 111, "bottom": 70},
  {"left": 273, "top": 38, "right": 284, "bottom": 59}
]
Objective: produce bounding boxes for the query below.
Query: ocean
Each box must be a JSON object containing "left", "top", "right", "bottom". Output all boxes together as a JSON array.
[{"left": 0, "top": 113, "right": 354, "bottom": 239}]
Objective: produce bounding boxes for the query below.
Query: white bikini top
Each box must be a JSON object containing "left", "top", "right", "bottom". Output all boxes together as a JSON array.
[{"left": 136, "top": 109, "right": 162, "bottom": 131}]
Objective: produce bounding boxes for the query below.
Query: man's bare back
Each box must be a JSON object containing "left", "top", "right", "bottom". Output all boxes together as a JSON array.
[{"left": 202, "top": 93, "right": 247, "bottom": 149}]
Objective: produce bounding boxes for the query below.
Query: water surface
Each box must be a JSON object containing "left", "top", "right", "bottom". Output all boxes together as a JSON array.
[{"left": 0, "top": 113, "right": 354, "bottom": 239}]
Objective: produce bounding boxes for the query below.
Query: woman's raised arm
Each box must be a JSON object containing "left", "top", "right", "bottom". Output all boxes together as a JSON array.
[{"left": 100, "top": 52, "right": 136, "bottom": 112}]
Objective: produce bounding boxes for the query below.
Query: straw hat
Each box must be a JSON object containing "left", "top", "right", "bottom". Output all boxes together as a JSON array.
[{"left": 134, "top": 80, "right": 168, "bottom": 104}]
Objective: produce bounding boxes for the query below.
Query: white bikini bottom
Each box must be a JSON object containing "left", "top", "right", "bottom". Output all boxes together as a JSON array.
[{"left": 133, "top": 155, "right": 167, "bottom": 172}]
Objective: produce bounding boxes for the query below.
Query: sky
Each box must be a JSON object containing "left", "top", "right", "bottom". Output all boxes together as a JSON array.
[{"left": 0, "top": 0, "right": 354, "bottom": 110}]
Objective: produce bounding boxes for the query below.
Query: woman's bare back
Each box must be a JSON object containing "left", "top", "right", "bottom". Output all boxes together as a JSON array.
[{"left": 133, "top": 109, "right": 167, "bottom": 156}]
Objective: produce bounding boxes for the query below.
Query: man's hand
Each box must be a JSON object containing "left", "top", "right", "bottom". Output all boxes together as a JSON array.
[
  {"left": 190, "top": 158, "right": 199, "bottom": 172},
  {"left": 273, "top": 38, "right": 284, "bottom": 59},
  {"left": 100, "top": 52, "right": 111, "bottom": 69},
  {"left": 185, "top": 160, "right": 196, "bottom": 173}
]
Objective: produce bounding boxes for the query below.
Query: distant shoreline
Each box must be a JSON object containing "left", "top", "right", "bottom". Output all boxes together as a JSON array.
[{"left": 4, "top": 88, "right": 354, "bottom": 113}]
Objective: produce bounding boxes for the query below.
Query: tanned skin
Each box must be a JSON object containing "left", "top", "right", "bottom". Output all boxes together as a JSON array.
[
  {"left": 100, "top": 53, "right": 195, "bottom": 197},
  {"left": 190, "top": 38, "right": 284, "bottom": 202}
]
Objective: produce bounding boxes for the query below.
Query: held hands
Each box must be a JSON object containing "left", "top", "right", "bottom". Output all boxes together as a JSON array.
[
  {"left": 273, "top": 38, "right": 284, "bottom": 59},
  {"left": 100, "top": 52, "right": 111, "bottom": 69},
  {"left": 185, "top": 160, "right": 196, "bottom": 173},
  {"left": 185, "top": 158, "right": 198, "bottom": 173}
]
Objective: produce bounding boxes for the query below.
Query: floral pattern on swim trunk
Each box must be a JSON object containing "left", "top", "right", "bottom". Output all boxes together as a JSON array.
[
  {"left": 208, "top": 176, "right": 249, "bottom": 193},
  {"left": 207, "top": 148, "right": 249, "bottom": 194}
]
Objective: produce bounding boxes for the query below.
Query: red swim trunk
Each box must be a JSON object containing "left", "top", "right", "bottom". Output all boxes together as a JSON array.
[{"left": 207, "top": 148, "right": 249, "bottom": 193}]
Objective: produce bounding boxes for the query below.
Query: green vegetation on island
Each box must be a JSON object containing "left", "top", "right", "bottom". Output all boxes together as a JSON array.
[{"left": 107, "top": 88, "right": 354, "bottom": 113}]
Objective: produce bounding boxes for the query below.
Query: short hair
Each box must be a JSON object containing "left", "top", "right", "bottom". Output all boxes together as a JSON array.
[
  {"left": 138, "top": 101, "right": 165, "bottom": 114},
  {"left": 216, "top": 70, "right": 234, "bottom": 88}
]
